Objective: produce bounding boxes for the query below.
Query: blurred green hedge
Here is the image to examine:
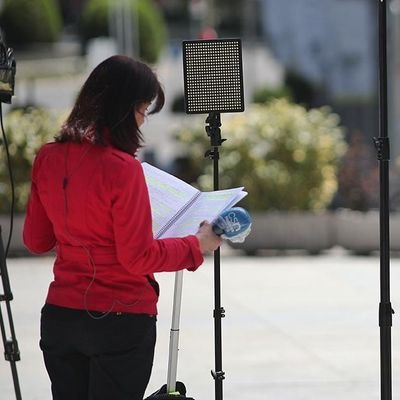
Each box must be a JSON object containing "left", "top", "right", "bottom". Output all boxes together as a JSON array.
[
  {"left": 0, "top": 0, "right": 62, "bottom": 47},
  {"left": 80, "top": 0, "right": 167, "bottom": 64}
]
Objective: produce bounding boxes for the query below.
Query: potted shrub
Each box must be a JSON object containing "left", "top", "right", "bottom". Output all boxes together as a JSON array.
[
  {"left": 79, "top": 0, "right": 167, "bottom": 64},
  {"left": 175, "top": 98, "right": 347, "bottom": 254},
  {"left": 0, "top": 106, "right": 65, "bottom": 253},
  {"left": 0, "top": 0, "right": 62, "bottom": 49}
]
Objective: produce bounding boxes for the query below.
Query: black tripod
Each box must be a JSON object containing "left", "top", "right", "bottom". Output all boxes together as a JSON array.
[
  {"left": 0, "top": 225, "right": 22, "bottom": 400},
  {"left": 204, "top": 112, "right": 226, "bottom": 400},
  {"left": 0, "top": 36, "right": 22, "bottom": 399}
]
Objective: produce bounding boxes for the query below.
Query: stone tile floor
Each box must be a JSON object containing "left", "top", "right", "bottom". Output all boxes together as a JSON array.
[{"left": 1, "top": 249, "right": 400, "bottom": 400}]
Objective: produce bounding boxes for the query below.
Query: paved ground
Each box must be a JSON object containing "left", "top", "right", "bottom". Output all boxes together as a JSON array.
[{"left": 1, "top": 247, "right": 400, "bottom": 400}]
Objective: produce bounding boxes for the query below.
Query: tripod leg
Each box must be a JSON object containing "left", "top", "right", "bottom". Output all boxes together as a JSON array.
[
  {"left": 211, "top": 247, "right": 225, "bottom": 400},
  {"left": 0, "top": 225, "right": 22, "bottom": 400}
]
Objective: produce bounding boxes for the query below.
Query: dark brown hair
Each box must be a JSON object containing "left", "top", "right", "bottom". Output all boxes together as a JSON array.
[{"left": 56, "top": 55, "right": 165, "bottom": 155}]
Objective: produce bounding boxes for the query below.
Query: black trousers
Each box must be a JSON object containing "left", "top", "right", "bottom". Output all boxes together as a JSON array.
[{"left": 40, "top": 304, "right": 157, "bottom": 400}]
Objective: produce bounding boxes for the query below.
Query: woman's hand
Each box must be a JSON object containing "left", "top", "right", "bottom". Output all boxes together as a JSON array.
[{"left": 195, "top": 221, "right": 223, "bottom": 254}]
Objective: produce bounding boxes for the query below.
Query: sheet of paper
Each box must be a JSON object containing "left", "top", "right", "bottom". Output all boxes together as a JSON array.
[
  {"left": 142, "top": 162, "right": 248, "bottom": 239},
  {"left": 159, "top": 188, "right": 247, "bottom": 238},
  {"left": 142, "top": 163, "right": 199, "bottom": 236}
]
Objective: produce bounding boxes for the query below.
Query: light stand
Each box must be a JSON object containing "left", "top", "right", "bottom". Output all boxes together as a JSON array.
[
  {"left": 0, "top": 37, "right": 22, "bottom": 400},
  {"left": 205, "top": 112, "right": 225, "bottom": 400},
  {"left": 183, "top": 38, "right": 244, "bottom": 400},
  {"left": 0, "top": 226, "right": 22, "bottom": 400},
  {"left": 374, "top": 1, "right": 393, "bottom": 399}
]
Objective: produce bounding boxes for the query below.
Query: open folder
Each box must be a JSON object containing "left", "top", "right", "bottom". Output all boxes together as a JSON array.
[{"left": 142, "top": 162, "right": 247, "bottom": 239}]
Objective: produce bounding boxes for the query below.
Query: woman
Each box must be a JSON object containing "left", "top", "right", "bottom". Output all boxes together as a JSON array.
[{"left": 23, "top": 55, "right": 222, "bottom": 400}]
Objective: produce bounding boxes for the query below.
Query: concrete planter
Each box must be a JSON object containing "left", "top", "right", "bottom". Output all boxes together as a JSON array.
[
  {"left": 4, "top": 210, "right": 400, "bottom": 257},
  {"left": 334, "top": 209, "right": 400, "bottom": 254},
  {"left": 231, "top": 211, "right": 336, "bottom": 255},
  {"left": 231, "top": 209, "right": 400, "bottom": 255}
]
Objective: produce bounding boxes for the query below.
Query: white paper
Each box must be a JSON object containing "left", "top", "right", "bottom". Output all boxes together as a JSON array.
[{"left": 142, "top": 162, "right": 247, "bottom": 238}]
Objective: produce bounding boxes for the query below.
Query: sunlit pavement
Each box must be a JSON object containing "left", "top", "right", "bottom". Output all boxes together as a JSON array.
[{"left": 1, "top": 246, "right": 400, "bottom": 400}]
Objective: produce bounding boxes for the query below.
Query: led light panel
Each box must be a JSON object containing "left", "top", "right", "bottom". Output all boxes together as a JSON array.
[{"left": 182, "top": 39, "right": 244, "bottom": 114}]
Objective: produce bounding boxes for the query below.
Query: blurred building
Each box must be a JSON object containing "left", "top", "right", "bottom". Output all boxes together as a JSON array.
[
  {"left": 260, "top": 0, "right": 377, "bottom": 99},
  {"left": 156, "top": 0, "right": 378, "bottom": 101},
  {"left": 259, "top": 0, "right": 380, "bottom": 150},
  {"left": 158, "top": 0, "right": 381, "bottom": 142}
]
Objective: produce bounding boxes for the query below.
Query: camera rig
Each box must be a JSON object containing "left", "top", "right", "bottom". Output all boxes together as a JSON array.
[
  {"left": 0, "top": 34, "right": 22, "bottom": 400},
  {"left": 0, "top": 37, "right": 15, "bottom": 104}
]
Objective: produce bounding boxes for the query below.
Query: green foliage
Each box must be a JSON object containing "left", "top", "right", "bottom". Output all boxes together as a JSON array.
[
  {"left": 80, "top": 0, "right": 108, "bottom": 40},
  {"left": 0, "top": 0, "right": 62, "bottom": 47},
  {"left": 176, "top": 99, "right": 347, "bottom": 212},
  {"left": 252, "top": 86, "right": 292, "bottom": 104},
  {"left": 80, "top": 0, "right": 167, "bottom": 64},
  {"left": 0, "top": 107, "right": 65, "bottom": 213},
  {"left": 137, "top": 0, "right": 166, "bottom": 64}
]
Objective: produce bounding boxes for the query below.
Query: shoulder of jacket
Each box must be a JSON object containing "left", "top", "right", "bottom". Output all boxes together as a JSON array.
[
  {"left": 103, "top": 148, "right": 142, "bottom": 176},
  {"left": 106, "top": 148, "right": 138, "bottom": 165},
  {"left": 34, "top": 142, "right": 58, "bottom": 160},
  {"left": 38, "top": 142, "right": 57, "bottom": 152},
  {"left": 109, "top": 148, "right": 134, "bottom": 161}
]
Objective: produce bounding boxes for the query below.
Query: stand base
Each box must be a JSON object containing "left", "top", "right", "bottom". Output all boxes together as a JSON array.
[{"left": 144, "top": 382, "right": 195, "bottom": 400}]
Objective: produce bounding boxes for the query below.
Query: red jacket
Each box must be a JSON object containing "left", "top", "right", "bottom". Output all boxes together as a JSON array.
[{"left": 23, "top": 141, "right": 203, "bottom": 315}]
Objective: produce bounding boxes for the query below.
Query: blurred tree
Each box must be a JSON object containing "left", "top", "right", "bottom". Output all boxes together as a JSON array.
[
  {"left": 0, "top": 0, "right": 62, "bottom": 48},
  {"left": 80, "top": 0, "right": 167, "bottom": 64}
]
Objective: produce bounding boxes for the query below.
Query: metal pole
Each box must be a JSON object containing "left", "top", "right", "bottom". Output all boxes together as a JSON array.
[
  {"left": 166, "top": 271, "right": 184, "bottom": 393},
  {"left": 376, "top": 1, "right": 393, "bottom": 399},
  {"left": 205, "top": 112, "right": 225, "bottom": 400}
]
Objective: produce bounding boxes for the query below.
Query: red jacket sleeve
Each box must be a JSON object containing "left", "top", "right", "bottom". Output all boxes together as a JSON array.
[
  {"left": 110, "top": 160, "right": 204, "bottom": 274},
  {"left": 23, "top": 153, "right": 56, "bottom": 253}
]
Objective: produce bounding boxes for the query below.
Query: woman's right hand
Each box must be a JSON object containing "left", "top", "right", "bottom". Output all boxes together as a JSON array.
[{"left": 195, "top": 221, "right": 223, "bottom": 254}]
